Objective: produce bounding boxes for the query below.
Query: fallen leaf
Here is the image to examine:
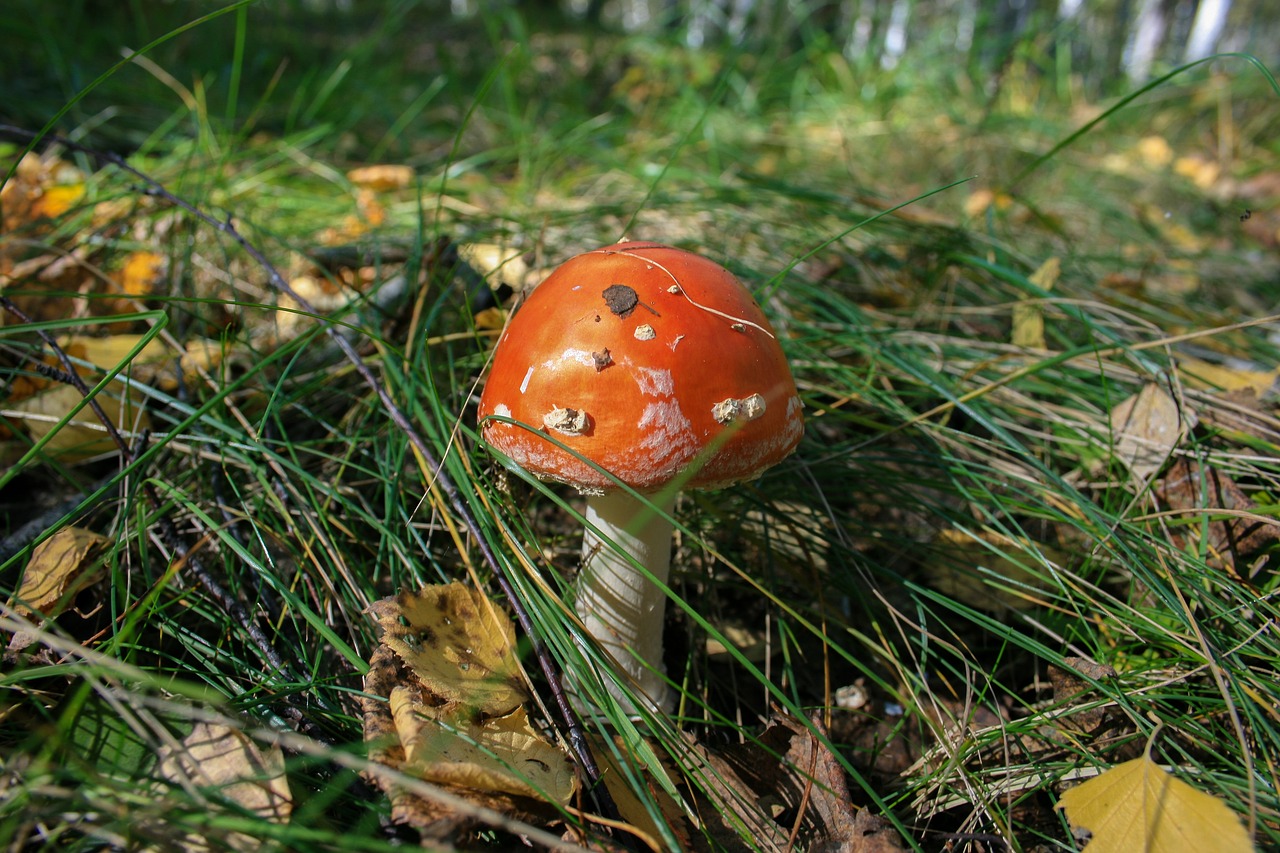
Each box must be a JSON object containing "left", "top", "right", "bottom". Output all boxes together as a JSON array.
[
  {"left": 1155, "top": 458, "right": 1279, "bottom": 577},
  {"left": 8, "top": 381, "right": 149, "bottom": 459},
  {"left": 1011, "top": 257, "right": 1060, "bottom": 349},
  {"left": 347, "top": 164, "right": 415, "bottom": 192},
  {"left": 154, "top": 721, "right": 292, "bottom": 852},
  {"left": 963, "top": 188, "right": 1013, "bottom": 219},
  {"left": 1057, "top": 755, "right": 1253, "bottom": 852},
  {"left": 119, "top": 251, "right": 167, "bottom": 296},
  {"left": 13, "top": 527, "right": 110, "bottom": 618},
  {"left": 1135, "top": 136, "right": 1174, "bottom": 169},
  {"left": 1176, "top": 355, "right": 1280, "bottom": 398},
  {"left": 456, "top": 243, "right": 530, "bottom": 289},
  {"left": 391, "top": 686, "right": 576, "bottom": 804},
  {"left": 1174, "top": 154, "right": 1221, "bottom": 191},
  {"left": 1109, "top": 384, "right": 1194, "bottom": 481},
  {"left": 370, "top": 583, "right": 527, "bottom": 715}
]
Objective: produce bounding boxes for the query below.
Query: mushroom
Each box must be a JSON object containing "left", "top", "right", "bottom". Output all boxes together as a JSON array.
[{"left": 478, "top": 241, "right": 803, "bottom": 714}]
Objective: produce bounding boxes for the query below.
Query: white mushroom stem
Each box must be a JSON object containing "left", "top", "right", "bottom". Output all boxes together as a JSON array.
[{"left": 574, "top": 489, "right": 678, "bottom": 714}]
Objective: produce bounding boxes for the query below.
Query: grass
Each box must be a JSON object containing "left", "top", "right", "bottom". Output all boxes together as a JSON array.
[{"left": 3, "top": 2, "right": 1280, "bottom": 850}]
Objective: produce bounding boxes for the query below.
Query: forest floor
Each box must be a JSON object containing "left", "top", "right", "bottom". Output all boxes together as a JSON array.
[{"left": 3, "top": 7, "right": 1280, "bottom": 851}]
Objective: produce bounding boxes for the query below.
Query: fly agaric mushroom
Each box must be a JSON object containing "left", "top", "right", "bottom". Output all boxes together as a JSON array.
[{"left": 478, "top": 241, "right": 803, "bottom": 713}]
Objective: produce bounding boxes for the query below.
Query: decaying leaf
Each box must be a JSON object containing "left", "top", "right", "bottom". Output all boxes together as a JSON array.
[
  {"left": 688, "top": 713, "right": 906, "bottom": 852},
  {"left": 1057, "top": 755, "right": 1253, "bottom": 853},
  {"left": 154, "top": 721, "right": 292, "bottom": 852},
  {"left": 391, "top": 685, "right": 575, "bottom": 803},
  {"left": 1155, "top": 458, "right": 1279, "bottom": 577},
  {"left": 1109, "top": 383, "right": 1194, "bottom": 481},
  {"left": 370, "top": 583, "right": 527, "bottom": 715},
  {"left": 362, "top": 585, "right": 578, "bottom": 841},
  {"left": 13, "top": 527, "right": 110, "bottom": 618}
]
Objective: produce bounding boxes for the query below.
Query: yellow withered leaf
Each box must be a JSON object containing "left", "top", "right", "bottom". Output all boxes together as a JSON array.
[
  {"left": 15, "top": 527, "right": 110, "bottom": 618},
  {"left": 370, "top": 583, "right": 527, "bottom": 715},
  {"left": 1058, "top": 756, "right": 1253, "bottom": 852},
  {"left": 9, "top": 381, "right": 149, "bottom": 459},
  {"left": 1011, "top": 256, "right": 1060, "bottom": 349},
  {"left": 346, "top": 164, "right": 414, "bottom": 192},
  {"left": 390, "top": 686, "right": 576, "bottom": 804}
]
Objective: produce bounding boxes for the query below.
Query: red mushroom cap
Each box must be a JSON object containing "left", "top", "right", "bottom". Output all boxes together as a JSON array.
[{"left": 478, "top": 242, "right": 803, "bottom": 493}]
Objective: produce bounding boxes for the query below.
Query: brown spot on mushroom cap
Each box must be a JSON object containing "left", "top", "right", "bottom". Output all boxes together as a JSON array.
[
  {"left": 478, "top": 241, "right": 803, "bottom": 492},
  {"left": 602, "top": 284, "right": 639, "bottom": 318}
]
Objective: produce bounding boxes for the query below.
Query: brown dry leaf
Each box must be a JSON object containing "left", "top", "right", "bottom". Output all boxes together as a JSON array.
[
  {"left": 154, "top": 721, "right": 292, "bottom": 852},
  {"left": 1049, "top": 657, "right": 1118, "bottom": 735},
  {"left": 391, "top": 686, "right": 576, "bottom": 804},
  {"left": 370, "top": 583, "right": 527, "bottom": 715},
  {"left": 927, "top": 528, "right": 1065, "bottom": 612},
  {"left": 696, "top": 714, "right": 906, "bottom": 852},
  {"left": 1057, "top": 755, "right": 1253, "bottom": 852},
  {"left": 13, "top": 527, "right": 110, "bottom": 618},
  {"left": 347, "top": 164, "right": 415, "bottom": 192},
  {"left": 1011, "top": 256, "right": 1060, "bottom": 349},
  {"left": 1109, "top": 384, "right": 1193, "bottom": 481},
  {"left": 1155, "top": 458, "right": 1279, "bottom": 577}
]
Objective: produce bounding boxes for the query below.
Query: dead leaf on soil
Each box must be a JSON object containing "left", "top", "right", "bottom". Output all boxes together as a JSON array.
[
  {"left": 1155, "top": 458, "right": 1279, "bottom": 578},
  {"left": 153, "top": 721, "right": 292, "bottom": 852},
  {"left": 347, "top": 164, "right": 415, "bottom": 192},
  {"left": 391, "top": 685, "right": 575, "bottom": 803},
  {"left": 1109, "top": 383, "right": 1194, "bottom": 482},
  {"left": 1057, "top": 755, "right": 1253, "bottom": 853},
  {"left": 369, "top": 583, "right": 527, "bottom": 715},
  {"left": 1176, "top": 355, "right": 1280, "bottom": 398},
  {"left": 12, "top": 527, "right": 110, "bottom": 619},
  {"left": 361, "top": 585, "right": 577, "bottom": 842},
  {"left": 7, "top": 381, "right": 149, "bottom": 459}
]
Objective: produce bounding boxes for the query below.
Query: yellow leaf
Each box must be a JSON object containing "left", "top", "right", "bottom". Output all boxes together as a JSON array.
[
  {"left": 1057, "top": 756, "right": 1253, "bottom": 852},
  {"left": 9, "top": 382, "right": 149, "bottom": 459},
  {"left": 1135, "top": 136, "right": 1174, "bottom": 169},
  {"left": 1011, "top": 257, "right": 1060, "bottom": 349},
  {"left": 1176, "top": 355, "right": 1280, "bottom": 397},
  {"left": 119, "top": 251, "right": 167, "bottom": 296},
  {"left": 14, "top": 527, "right": 110, "bottom": 618},
  {"left": 370, "top": 583, "right": 527, "bottom": 715},
  {"left": 346, "top": 164, "right": 414, "bottom": 192},
  {"left": 391, "top": 687, "right": 576, "bottom": 804},
  {"left": 1109, "top": 384, "right": 1193, "bottom": 481},
  {"left": 32, "top": 183, "right": 85, "bottom": 219},
  {"left": 963, "top": 189, "right": 1013, "bottom": 219}
]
